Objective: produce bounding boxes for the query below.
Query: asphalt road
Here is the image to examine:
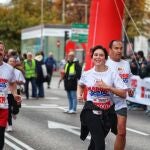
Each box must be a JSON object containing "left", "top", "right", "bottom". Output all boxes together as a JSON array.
[{"left": 4, "top": 76, "right": 150, "bottom": 150}]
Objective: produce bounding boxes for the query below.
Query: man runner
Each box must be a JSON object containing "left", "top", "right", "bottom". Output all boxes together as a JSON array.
[
  {"left": 0, "top": 41, "right": 21, "bottom": 149},
  {"left": 106, "top": 40, "right": 133, "bottom": 150}
]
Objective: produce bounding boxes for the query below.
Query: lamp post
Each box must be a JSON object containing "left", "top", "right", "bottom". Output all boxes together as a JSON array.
[
  {"left": 62, "top": 0, "right": 65, "bottom": 24},
  {"left": 41, "top": 0, "right": 44, "bottom": 50}
]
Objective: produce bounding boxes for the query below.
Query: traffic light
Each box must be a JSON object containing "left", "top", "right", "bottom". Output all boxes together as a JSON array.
[{"left": 64, "top": 31, "right": 69, "bottom": 42}]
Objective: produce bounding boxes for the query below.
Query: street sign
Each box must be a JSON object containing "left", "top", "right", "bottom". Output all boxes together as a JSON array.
[{"left": 71, "top": 23, "right": 88, "bottom": 43}]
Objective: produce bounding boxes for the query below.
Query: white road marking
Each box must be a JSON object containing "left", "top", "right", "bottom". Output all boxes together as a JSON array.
[
  {"left": 44, "top": 97, "right": 59, "bottom": 100},
  {"left": 22, "top": 96, "right": 59, "bottom": 100},
  {"left": 5, "top": 139, "right": 23, "bottom": 150},
  {"left": 5, "top": 133, "right": 35, "bottom": 150},
  {"left": 48, "top": 120, "right": 91, "bottom": 140},
  {"left": 41, "top": 104, "right": 58, "bottom": 107},
  {"left": 22, "top": 104, "right": 150, "bottom": 137},
  {"left": 127, "top": 128, "right": 149, "bottom": 136},
  {"left": 22, "top": 104, "right": 83, "bottom": 110}
]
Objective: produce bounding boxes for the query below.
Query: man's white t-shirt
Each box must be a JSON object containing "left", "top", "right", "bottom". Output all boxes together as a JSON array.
[
  {"left": 0, "top": 62, "right": 16, "bottom": 109},
  {"left": 106, "top": 58, "right": 132, "bottom": 110},
  {"left": 79, "top": 67, "right": 127, "bottom": 110},
  {"left": 14, "top": 68, "right": 25, "bottom": 89}
]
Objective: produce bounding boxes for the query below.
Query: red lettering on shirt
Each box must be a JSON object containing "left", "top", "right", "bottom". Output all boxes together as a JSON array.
[{"left": 0, "top": 97, "right": 5, "bottom": 104}]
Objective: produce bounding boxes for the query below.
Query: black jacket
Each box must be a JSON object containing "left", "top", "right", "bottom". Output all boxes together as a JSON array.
[
  {"left": 80, "top": 101, "right": 117, "bottom": 141},
  {"left": 64, "top": 61, "right": 81, "bottom": 91}
]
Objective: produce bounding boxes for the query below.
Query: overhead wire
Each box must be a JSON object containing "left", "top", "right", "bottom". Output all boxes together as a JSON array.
[
  {"left": 120, "top": 0, "right": 142, "bottom": 36},
  {"left": 113, "top": 0, "right": 141, "bottom": 72}
]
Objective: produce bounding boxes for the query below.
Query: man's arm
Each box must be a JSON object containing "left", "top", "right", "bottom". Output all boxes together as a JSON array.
[{"left": 9, "top": 82, "right": 22, "bottom": 104}]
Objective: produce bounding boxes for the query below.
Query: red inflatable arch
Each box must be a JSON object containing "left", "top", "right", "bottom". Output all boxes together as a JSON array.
[
  {"left": 85, "top": 0, "right": 125, "bottom": 70},
  {"left": 83, "top": 0, "right": 125, "bottom": 100}
]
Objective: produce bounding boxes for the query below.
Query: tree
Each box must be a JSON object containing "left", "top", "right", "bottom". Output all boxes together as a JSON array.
[
  {"left": 0, "top": 0, "right": 149, "bottom": 51},
  {"left": 125, "top": 0, "right": 150, "bottom": 38}
]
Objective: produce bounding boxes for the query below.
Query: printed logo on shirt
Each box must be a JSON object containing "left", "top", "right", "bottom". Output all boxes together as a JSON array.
[
  {"left": 117, "top": 67, "right": 129, "bottom": 83},
  {"left": 0, "top": 92, "right": 5, "bottom": 104},
  {"left": 88, "top": 86, "right": 112, "bottom": 110},
  {"left": 0, "top": 78, "right": 8, "bottom": 88},
  {"left": 119, "top": 74, "right": 129, "bottom": 83},
  {"left": 0, "top": 78, "right": 8, "bottom": 104},
  {"left": 118, "top": 67, "right": 123, "bottom": 71},
  {"left": 88, "top": 86, "right": 110, "bottom": 97}
]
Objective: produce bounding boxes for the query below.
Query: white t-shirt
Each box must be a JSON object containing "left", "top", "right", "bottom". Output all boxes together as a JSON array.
[
  {"left": 79, "top": 67, "right": 127, "bottom": 110},
  {"left": 106, "top": 58, "right": 132, "bottom": 110},
  {"left": 14, "top": 69, "right": 25, "bottom": 83},
  {"left": 14, "top": 68, "right": 25, "bottom": 89},
  {"left": 0, "top": 62, "right": 16, "bottom": 109}
]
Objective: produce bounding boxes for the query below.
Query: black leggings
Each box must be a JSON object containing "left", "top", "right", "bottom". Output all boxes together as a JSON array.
[
  {"left": 0, "top": 127, "right": 5, "bottom": 150},
  {"left": 83, "top": 111, "right": 105, "bottom": 150},
  {"left": 7, "top": 94, "right": 20, "bottom": 126}
]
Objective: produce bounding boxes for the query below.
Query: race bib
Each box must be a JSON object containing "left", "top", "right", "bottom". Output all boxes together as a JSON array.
[
  {"left": 0, "top": 92, "right": 6, "bottom": 105},
  {"left": 93, "top": 98, "right": 111, "bottom": 110}
]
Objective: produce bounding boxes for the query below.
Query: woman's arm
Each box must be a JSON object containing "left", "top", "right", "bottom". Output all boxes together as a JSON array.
[
  {"left": 77, "top": 84, "right": 85, "bottom": 101},
  {"left": 96, "top": 80, "right": 127, "bottom": 99}
]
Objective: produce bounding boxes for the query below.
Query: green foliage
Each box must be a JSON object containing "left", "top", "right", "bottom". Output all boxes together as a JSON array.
[
  {"left": 0, "top": 0, "right": 149, "bottom": 51},
  {"left": 125, "top": 0, "right": 150, "bottom": 38}
]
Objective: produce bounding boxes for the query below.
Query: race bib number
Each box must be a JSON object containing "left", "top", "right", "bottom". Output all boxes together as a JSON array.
[
  {"left": 0, "top": 92, "right": 6, "bottom": 104},
  {"left": 93, "top": 98, "right": 111, "bottom": 110}
]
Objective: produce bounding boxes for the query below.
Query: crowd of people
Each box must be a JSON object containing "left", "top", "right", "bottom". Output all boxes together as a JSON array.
[
  {"left": 129, "top": 50, "right": 150, "bottom": 114},
  {"left": 0, "top": 45, "right": 58, "bottom": 149},
  {"left": 0, "top": 39, "right": 150, "bottom": 150}
]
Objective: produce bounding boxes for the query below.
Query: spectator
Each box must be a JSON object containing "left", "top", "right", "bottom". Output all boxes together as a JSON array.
[
  {"left": 61, "top": 51, "right": 82, "bottom": 114},
  {"left": 137, "top": 50, "right": 147, "bottom": 69},
  {"left": 35, "top": 53, "right": 45, "bottom": 98},
  {"left": 130, "top": 52, "right": 140, "bottom": 75},
  {"left": 136, "top": 50, "right": 147, "bottom": 110},
  {"left": 45, "top": 52, "right": 57, "bottom": 89},
  {"left": 140, "top": 53, "right": 150, "bottom": 78},
  {"left": 24, "top": 52, "right": 37, "bottom": 99}
]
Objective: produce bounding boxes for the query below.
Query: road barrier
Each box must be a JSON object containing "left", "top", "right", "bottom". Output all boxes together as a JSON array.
[{"left": 127, "top": 75, "right": 150, "bottom": 106}]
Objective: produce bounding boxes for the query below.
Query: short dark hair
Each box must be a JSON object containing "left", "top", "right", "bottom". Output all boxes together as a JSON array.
[
  {"left": 137, "top": 51, "right": 144, "bottom": 58},
  {"left": 109, "top": 40, "right": 123, "bottom": 49},
  {"left": 90, "top": 45, "right": 108, "bottom": 59}
]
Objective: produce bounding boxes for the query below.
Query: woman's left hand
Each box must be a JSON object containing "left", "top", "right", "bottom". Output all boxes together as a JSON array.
[{"left": 96, "top": 80, "right": 111, "bottom": 91}]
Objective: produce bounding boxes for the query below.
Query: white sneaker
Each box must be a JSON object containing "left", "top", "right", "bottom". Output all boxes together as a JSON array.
[
  {"left": 68, "top": 110, "right": 76, "bottom": 114},
  {"left": 64, "top": 109, "right": 69, "bottom": 113},
  {"left": 6, "top": 125, "right": 13, "bottom": 132}
]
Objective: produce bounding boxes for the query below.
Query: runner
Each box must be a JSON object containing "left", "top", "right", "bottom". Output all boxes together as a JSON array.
[
  {"left": 106, "top": 40, "right": 133, "bottom": 150},
  {"left": 6, "top": 57, "right": 25, "bottom": 131},
  {"left": 78, "top": 45, "right": 127, "bottom": 150},
  {"left": 0, "top": 41, "right": 21, "bottom": 149}
]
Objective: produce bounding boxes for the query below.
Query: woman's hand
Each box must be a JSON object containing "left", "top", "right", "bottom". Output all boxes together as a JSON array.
[
  {"left": 95, "top": 79, "right": 111, "bottom": 91},
  {"left": 77, "top": 94, "right": 83, "bottom": 101}
]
